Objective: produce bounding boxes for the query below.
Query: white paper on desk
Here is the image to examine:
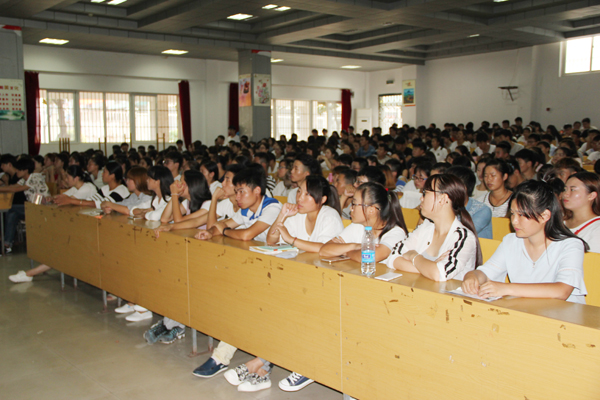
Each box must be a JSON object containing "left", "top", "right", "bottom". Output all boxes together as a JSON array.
[
  {"left": 447, "top": 287, "right": 501, "bottom": 302},
  {"left": 375, "top": 271, "right": 403, "bottom": 281}
]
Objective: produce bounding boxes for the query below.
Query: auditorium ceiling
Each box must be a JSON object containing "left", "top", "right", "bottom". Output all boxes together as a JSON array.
[{"left": 1, "top": 0, "right": 599, "bottom": 70}]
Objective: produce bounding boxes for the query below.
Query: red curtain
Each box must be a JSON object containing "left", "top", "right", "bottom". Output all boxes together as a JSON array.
[
  {"left": 341, "top": 89, "right": 352, "bottom": 131},
  {"left": 178, "top": 80, "right": 192, "bottom": 148},
  {"left": 229, "top": 83, "right": 239, "bottom": 131},
  {"left": 24, "top": 71, "right": 41, "bottom": 155}
]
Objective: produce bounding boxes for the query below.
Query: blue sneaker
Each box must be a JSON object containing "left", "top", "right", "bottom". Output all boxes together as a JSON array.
[
  {"left": 143, "top": 321, "right": 167, "bottom": 344},
  {"left": 158, "top": 326, "right": 185, "bottom": 344},
  {"left": 278, "top": 371, "right": 314, "bottom": 392},
  {"left": 192, "top": 357, "right": 228, "bottom": 378}
]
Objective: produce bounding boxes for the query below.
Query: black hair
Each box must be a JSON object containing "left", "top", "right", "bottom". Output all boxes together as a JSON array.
[
  {"left": 305, "top": 175, "right": 342, "bottom": 216},
  {"left": 69, "top": 152, "right": 85, "bottom": 166},
  {"left": 233, "top": 163, "right": 266, "bottom": 196},
  {"left": 165, "top": 151, "right": 183, "bottom": 168},
  {"left": 358, "top": 182, "right": 408, "bottom": 238},
  {"left": 183, "top": 170, "right": 211, "bottom": 213},
  {"left": 147, "top": 165, "right": 173, "bottom": 204},
  {"left": 104, "top": 161, "right": 124, "bottom": 185},
  {"left": 225, "top": 163, "right": 245, "bottom": 175},
  {"left": 254, "top": 152, "right": 269, "bottom": 166},
  {"left": 294, "top": 153, "right": 322, "bottom": 176},
  {"left": 55, "top": 153, "right": 69, "bottom": 167},
  {"left": 141, "top": 156, "right": 153, "bottom": 168},
  {"left": 0, "top": 154, "right": 17, "bottom": 167},
  {"left": 432, "top": 162, "right": 451, "bottom": 174},
  {"left": 496, "top": 141, "right": 512, "bottom": 154},
  {"left": 451, "top": 156, "right": 472, "bottom": 168},
  {"left": 234, "top": 155, "right": 249, "bottom": 167},
  {"left": 514, "top": 148, "right": 540, "bottom": 166},
  {"left": 66, "top": 165, "right": 94, "bottom": 184},
  {"left": 15, "top": 158, "right": 35, "bottom": 174},
  {"left": 339, "top": 168, "right": 357, "bottom": 185},
  {"left": 484, "top": 159, "right": 511, "bottom": 180},
  {"left": 446, "top": 166, "right": 476, "bottom": 197},
  {"left": 414, "top": 160, "right": 433, "bottom": 178},
  {"left": 201, "top": 161, "right": 219, "bottom": 183},
  {"left": 90, "top": 154, "right": 106, "bottom": 170},
  {"left": 510, "top": 180, "right": 588, "bottom": 250},
  {"left": 357, "top": 166, "right": 386, "bottom": 186},
  {"left": 338, "top": 154, "right": 353, "bottom": 166},
  {"left": 412, "top": 142, "right": 427, "bottom": 152},
  {"left": 33, "top": 155, "right": 44, "bottom": 166}
]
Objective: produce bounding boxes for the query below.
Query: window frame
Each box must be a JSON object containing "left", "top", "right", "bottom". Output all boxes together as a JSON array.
[
  {"left": 563, "top": 35, "right": 600, "bottom": 76},
  {"left": 271, "top": 99, "right": 342, "bottom": 140}
]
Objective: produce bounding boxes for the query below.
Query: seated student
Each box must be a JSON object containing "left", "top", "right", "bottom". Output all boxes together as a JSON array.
[
  {"left": 194, "top": 164, "right": 281, "bottom": 242},
  {"left": 463, "top": 180, "right": 587, "bottom": 304},
  {"left": 200, "top": 160, "right": 223, "bottom": 195},
  {"left": 333, "top": 167, "right": 357, "bottom": 219},
  {"left": 320, "top": 181, "right": 408, "bottom": 264},
  {"left": 154, "top": 164, "right": 244, "bottom": 236},
  {"left": 221, "top": 176, "right": 344, "bottom": 393},
  {"left": 477, "top": 159, "right": 512, "bottom": 218},
  {"left": 0, "top": 157, "right": 49, "bottom": 254},
  {"left": 164, "top": 151, "right": 182, "bottom": 181},
  {"left": 554, "top": 157, "right": 582, "bottom": 183},
  {"left": 341, "top": 166, "right": 386, "bottom": 216},
  {"left": 563, "top": 172, "right": 600, "bottom": 253},
  {"left": 129, "top": 165, "right": 173, "bottom": 222},
  {"left": 272, "top": 158, "right": 294, "bottom": 197},
  {"left": 54, "top": 153, "right": 69, "bottom": 190},
  {"left": 385, "top": 158, "right": 406, "bottom": 192},
  {"left": 446, "top": 166, "right": 492, "bottom": 239},
  {"left": 515, "top": 148, "right": 541, "bottom": 181},
  {"left": 400, "top": 160, "right": 432, "bottom": 209},
  {"left": 253, "top": 152, "right": 276, "bottom": 194},
  {"left": 98, "top": 166, "right": 152, "bottom": 216},
  {"left": 387, "top": 174, "right": 481, "bottom": 282},
  {"left": 158, "top": 170, "right": 212, "bottom": 225},
  {"left": 287, "top": 154, "right": 322, "bottom": 204}
]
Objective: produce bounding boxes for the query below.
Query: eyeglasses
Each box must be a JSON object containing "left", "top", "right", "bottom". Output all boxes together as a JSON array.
[
  {"left": 350, "top": 202, "right": 380, "bottom": 211},
  {"left": 412, "top": 175, "right": 427, "bottom": 181}
]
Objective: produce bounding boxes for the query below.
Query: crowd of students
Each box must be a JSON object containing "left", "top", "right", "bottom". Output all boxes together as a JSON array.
[{"left": 3, "top": 116, "right": 600, "bottom": 392}]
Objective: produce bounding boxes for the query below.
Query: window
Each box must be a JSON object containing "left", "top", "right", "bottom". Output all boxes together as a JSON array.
[
  {"left": 271, "top": 99, "right": 342, "bottom": 140},
  {"left": 564, "top": 36, "right": 600, "bottom": 74},
  {"left": 39, "top": 90, "right": 179, "bottom": 144},
  {"left": 379, "top": 94, "right": 402, "bottom": 133}
]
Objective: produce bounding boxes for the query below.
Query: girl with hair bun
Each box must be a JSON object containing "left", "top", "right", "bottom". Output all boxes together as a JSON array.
[
  {"left": 464, "top": 180, "right": 588, "bottom": 303},
  {"left": 563, "top": 171, "right": 600, "bottom": 253},
  {"left": 387, "top": 173, "right": 481, "bottom": 282}
]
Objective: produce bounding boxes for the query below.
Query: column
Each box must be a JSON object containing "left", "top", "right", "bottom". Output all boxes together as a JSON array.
[{"left": 238, "top": 50, "right": 271, "bottom": 141}]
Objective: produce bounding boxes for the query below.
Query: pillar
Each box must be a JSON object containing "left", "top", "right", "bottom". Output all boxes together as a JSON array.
[{"left": 238, "top": 50, "right": 271, "bottom": 141}]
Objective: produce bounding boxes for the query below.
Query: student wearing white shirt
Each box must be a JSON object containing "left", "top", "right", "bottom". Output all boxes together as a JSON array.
[
  {"left": 99, "top": 166, "right": 152, "bottom": 216},
  {"left": 464, "top": 180, "right": 588, "bottom": 304},
  {"left": 477, "top": 159, "right": 512, "bottom": 218},
  {"left": 87, "top": 154, "right": 105, "bottom": 189},
  {"left": 400, "top": 160, "right": 432, "bottom": 209},
  {"left": 164, "top": 151, "right": 182, "bottom": 181},
  {"left": 227, "top": 176, "right": 345, "bottom": 393},
  {"left": 563, "top": 172, "right": 600, "bottom": 253},
  {"left": 201, "top": 160, "right": 223, "bottom": 195},
  {"left": 387, "top": 174, "right": 481, "bottom": 282},
  {"left": 286, "top": 154, "right": 322, "bottom": 204},
  {"left": 431, "top": 136, "right": 448, "bottom": 163},
  {"left": 271, "top": 158, "right": 294, "bottom": 198},
  {"left": 59, "top": 165, "right": 98, "bottom": 201},
  {"left": 129, "top": 165, "right": 174, "bottom": 223},
  {"left": 320, "top": 181, "right": 408, "bottom": 265}
]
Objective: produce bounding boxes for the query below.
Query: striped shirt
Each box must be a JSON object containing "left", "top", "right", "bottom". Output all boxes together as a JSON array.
[{"left": 91, "top": 184, "right": 130, "bottom": 208}]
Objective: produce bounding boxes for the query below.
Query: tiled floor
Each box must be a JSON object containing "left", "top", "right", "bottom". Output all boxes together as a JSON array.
[{"left": 1, "top": 251, "right": 343, "bottom": 400}]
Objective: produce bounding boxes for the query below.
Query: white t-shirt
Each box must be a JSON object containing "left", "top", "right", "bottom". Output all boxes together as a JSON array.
[
  {"left": 231, "top": 196, "right": 282, "bottom": 242},
  {"left": 587, "top": 151, "right": 600, "bottom": 162},
  {"left": 386, "top": 218, "right": 478, "bottom": 281},
  {"left": 339, "top": 223, "right": 407, "bottom": 263},
  {"left": 569, "top": 217, "right": 600, "bottom": 253},
  {"left": 209, "top": 180, "right": 223, "bottom": 195},
  {"left": 509, "top": 142, "right": 525, "bottom": 156},
  {"left": 477, "top": 233, "right": 587, "bottom": 304},
  {"left": 449, "top": 141, "right": 471, "bottom": 152},
  {"left": 200, "top": 198, "right": 235, "bottom": 221},
  {"left": 92, "top": 169, "right": 104, "bottom": 189},
  {"left": 281, "top": 205, "right": 343, "bottom": 244},
  {"left": 63, "top": 182, "right": 98, "bottom": 200},
  {"left": 474, "top": 145, "right": 496, "bottom": 156},
  {"left": 91, "top": 184, "right": 130, "bottom": 208},
  {"left": 287, "top": 187, "right": 299, "bottom": 204},
  {"left": 432, "top": 147, "right": 448, "bottom": 163},
  {"left": 477, "top": 192, "right": 510, "bottom": 218},
  {"left": 471, "top": 187, "right": 488, "bottom": 200},
  {"left": 144, "top": 196, "right": 170, "bottom": 221},
  {"left": 272, "top": 181, "right": 291, "bottom": 197}
]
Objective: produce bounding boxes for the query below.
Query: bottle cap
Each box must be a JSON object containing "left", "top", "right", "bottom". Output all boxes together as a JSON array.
[{"left": 365, "top": 226, "right": 372, "bottom": 231}]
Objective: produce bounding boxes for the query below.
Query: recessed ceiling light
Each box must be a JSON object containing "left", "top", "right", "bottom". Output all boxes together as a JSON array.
[
  {"left": 469, "top": 34, "right": 480, "bottom": 37},
  {"left": 262, "top": 4, "right": 278, "bottom": 9},
  {"left": 107, "top": 0, "right": 127, "bottom": 4},
  {"left": 91, "top": 0, "right": 105, "bottom": 3},
  {"left": 162, "top": 49, "right": 188, "bottom": 55},
  {"left": 275, "top": 6, "right": 290, "bottom": 11},
  {"left": 341, "top": 65, "right": 361, "bottom": 69},
  {"left": 271, "top": 58, "right": 284, "bottom": 63},
  {"left": 227, "top": 13, "right": 254, "bottom": 20},
  {"left": 39, "top": 38, "right": 69, "bottom": 45},
  {"left": 493, "top": 0, "right": 508, "bottom": 2}
]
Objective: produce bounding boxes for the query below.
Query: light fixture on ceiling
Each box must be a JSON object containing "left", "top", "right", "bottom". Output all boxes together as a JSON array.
[
  {"left": 262, "top": 4, "right": 278, "bottom": 9},
  {"left": 227, "top": 13, "right": 254, "bottom": 20},
  {"left": 91, "top": 0, "right": 105, "bottom": 3},
  {"left": 493, "top": 0, "right": 509, "bottom": 2},
  {"left": 107, "top": 0, "right": 127, "bottom": 4},
  {"left": 341, "top": 65, "right": 361, "bottom": 69},
  {"left": 382, "top": 22, "right": 394, "bottom": 26},
  {"left": 275, "top": 6, "right": 290, "bottom": 11},
  {"left": 39, "top": 38, "right": 69, "bottom": 45},
  {"left": 469, "top": 34, "right": 480, "bottom": 37},
  {"left": 162, "top": 49, "right": 188, "bottom": 55},
  {"left": 271, "top": 58, "right": 284, "bottom": 63}
]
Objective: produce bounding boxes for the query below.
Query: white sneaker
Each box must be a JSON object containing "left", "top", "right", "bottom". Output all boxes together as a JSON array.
[
  {"left": 238, "top": 373, "right": 271, "bottom": 392},
  {"left": 133, "top": 305, "right": 148, "bottom": 312},
  {"left": 9, "top": 270, "right": 33, "bottom": 283},
  {"left": 115, "top": 303, "right": 135, "bottom": 314},
  {"left": 125, "top": 311, "right": 153, "bottom": 322}
]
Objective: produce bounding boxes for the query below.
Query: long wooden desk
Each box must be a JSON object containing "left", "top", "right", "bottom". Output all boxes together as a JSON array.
[{"left": 26, "top": 203, "right": 600, "bottom": 399}]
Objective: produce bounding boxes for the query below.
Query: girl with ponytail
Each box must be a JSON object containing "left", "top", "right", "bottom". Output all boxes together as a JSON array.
[
  {"left": 386, "top": 173, "right": 481, "bottom": 281},
  {"left": 464, "top": 180, "right": 587, "bottom": 303},
  {"left": 320, "top": 182, "right": 408, "bottom": 263}
]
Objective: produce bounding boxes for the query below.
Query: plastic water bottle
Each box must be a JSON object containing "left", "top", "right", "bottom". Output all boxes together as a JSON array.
[{"left": 361, "top": 226, "right": 376, "bottom": 276}]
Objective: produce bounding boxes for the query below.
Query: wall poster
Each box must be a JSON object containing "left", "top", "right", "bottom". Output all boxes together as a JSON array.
[
  {"left": 402, "top": 79, "right": 415, "bottom": 107},
  {"left": 0, "top": 79, "right": 25, "bottom": 120},
  {"left": 239, "top": 74, "right": 252, "bottom": 107},
  {"left": 253, "top": 74, "right": 271, "bottom": 106}
]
